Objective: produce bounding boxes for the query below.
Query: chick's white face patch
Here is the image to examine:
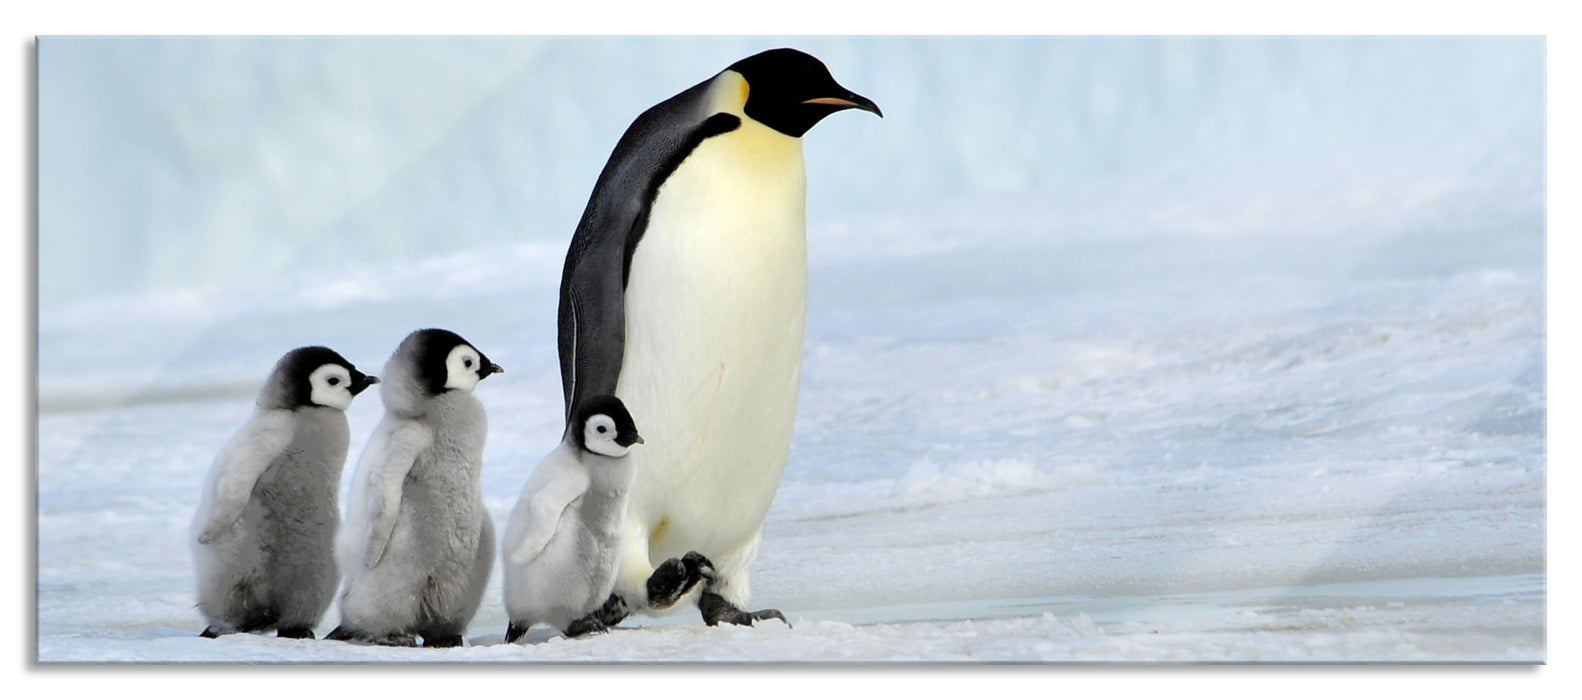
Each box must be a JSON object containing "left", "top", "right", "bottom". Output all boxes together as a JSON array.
[
  {"left": 444, "top": 344, "right": 484, "bottom": 393},
  {"left": 582, "top": 413, "right": 630, "bottom": 458},
  {"left": 308, "top": 363, "right": 355, "bottom": 411}
]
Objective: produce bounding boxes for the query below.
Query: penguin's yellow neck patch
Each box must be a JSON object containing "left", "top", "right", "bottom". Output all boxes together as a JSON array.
[
  {"left": 698, "top": 70, "right": 801, "bottom": 163},
  {"left": 710, "top": 71, "right": 751, "bottom": 114}
]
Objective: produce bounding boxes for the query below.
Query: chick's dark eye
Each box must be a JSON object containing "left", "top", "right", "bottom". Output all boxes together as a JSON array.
[
  {"left": 464, "top": 358, "right": 474, "bottom": 368},
  {"left": 597, "top": 425, "right": 608, "bottom": 433},
  {"left": 328, "top": 377, "right": 340, "bottom": 386}
]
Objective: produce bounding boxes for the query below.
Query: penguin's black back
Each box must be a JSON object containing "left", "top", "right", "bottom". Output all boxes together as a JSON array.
[{"left": 556, "top": 73, "right": 742, "bottom": 423}]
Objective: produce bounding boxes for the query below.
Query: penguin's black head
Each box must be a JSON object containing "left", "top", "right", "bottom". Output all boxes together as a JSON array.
[
  {"left": 408, "top": 328, "right": 503, "bottom": 396},
  {"left": 272, "top": 345, "right": 378, "bottom": 411},
  {"left": 727, "top": 48, "right": 882, "bottom": 138},
  {"left": 571, "top": 394, "right": 643, "bottom": 458}
]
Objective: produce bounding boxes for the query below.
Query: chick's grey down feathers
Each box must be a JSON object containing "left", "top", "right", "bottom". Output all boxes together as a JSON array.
[
  {"left": 330, "top": 329, "right": 497, "bottom": 646},
  {"left": 191, "top": 345, "right": 373, "bottom": 638}
]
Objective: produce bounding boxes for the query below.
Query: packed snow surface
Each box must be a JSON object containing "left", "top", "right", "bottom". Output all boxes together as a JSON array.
[
  {"left": 36, "top": 134, "right": 1545, "bottom": 663},
  {"left": 34, "top": 37, "right": 1544, "bottom": 664}
]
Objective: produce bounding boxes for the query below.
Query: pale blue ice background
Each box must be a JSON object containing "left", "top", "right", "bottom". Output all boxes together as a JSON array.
[
  {"left": 37, "top": 36, "right": 1541, "bottom": 305},
  {"left": 35, "top": 36, "right": 1545, "bottom": 662}
]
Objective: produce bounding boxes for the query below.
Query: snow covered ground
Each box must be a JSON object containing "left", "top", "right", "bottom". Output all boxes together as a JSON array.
[{"left": 34, "top": 125, "right": 1545, "bottom": 663}]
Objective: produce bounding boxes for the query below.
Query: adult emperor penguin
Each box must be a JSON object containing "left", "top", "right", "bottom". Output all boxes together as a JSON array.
[
  {"left": 191, "top": 346, "right": 378, "bottom": 639},
  {"left": 327, "top": 328, "right": 502, "bottom": 647},
  {"left": 502, "top": 394, "right": 644, "bottom": 642},
  {"left": 555, "top": 47, "right": 880, "bottom": 628}
]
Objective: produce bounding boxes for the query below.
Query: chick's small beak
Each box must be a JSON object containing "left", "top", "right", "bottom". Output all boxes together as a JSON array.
[{"left": 350, "top": 374, "right": 380, "bottom": 396}]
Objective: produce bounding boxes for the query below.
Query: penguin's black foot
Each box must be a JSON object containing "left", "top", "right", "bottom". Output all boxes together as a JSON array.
[
  {"left": 562, "top": 614, "right": 612, "bottom": 639},
  {"left": 422, "top": 634, "right": 464, "bottom": 648},
  {"left": 646, "top": 551, "right": 712, "bottom": 608},
  {"left": 682, "top": 550, "right": 715, "bottom": 581},
  {"left": 234, "top": 605, "right": 280, "bottom": 634},
  {"left": 199, "top": 626, "right": 224, "bottom": 639},
  {"left": 373, "top": 633, "right": 419, "bottom": 647},
  {"left": 566, "top": 592, "right": 631, "bottom": 637},
  {"left": 276, "top": 626, "right": 315, "bottom": 640},
  {"left": 699, "top": 590, "right": 790, "bottom": 628},
  {"left": 325, "top": 625, "right": 415, "bottom": 646},
  {"left": 505, "top": 621, "right": 531, "bottom": 644}
]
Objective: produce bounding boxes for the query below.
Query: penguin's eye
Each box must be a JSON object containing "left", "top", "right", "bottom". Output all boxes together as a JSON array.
[
  {"left": 596, "top": 425, "right": 608, "bottom": 434},
  {"left": 328, "top": 377, "right": 340, "bottom": 386},
  {"left": 464, "top": 357, "right": 474, "bottom": 368}
]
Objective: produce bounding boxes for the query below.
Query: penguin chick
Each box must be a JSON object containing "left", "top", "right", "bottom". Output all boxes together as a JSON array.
[
  {"left": 502, "top": 395, "right": 644, "bottom": 643},
  {"left": 191, "top": 346, "right": 378, "bottom": 639},
  {"left": 327, "top": 328, "right": 502, "bottom": 648}
]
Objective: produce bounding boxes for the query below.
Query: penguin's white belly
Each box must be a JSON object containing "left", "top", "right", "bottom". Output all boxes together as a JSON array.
[{"left": 616, "top": 123, "right": 807, "bottom": 563}]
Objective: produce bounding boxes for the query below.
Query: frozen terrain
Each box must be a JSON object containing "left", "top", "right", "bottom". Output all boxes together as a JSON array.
[
  {"left": 35, "top": 131, "right": 1545, "bottom": 663},
  {"left": 33, "top": 37, "right": 1545, "bottom": 664}
]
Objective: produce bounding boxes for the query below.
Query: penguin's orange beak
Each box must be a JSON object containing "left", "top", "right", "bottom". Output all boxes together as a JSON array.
[{"left": 802, "top": 93, "right": 883, "bottom": 117}]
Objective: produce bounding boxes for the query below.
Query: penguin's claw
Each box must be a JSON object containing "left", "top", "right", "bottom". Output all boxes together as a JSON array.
[
  {"left": 646, "top": 554, "right": 710, "bottom": 608},
  {"left": 325, "top": 625, "right": 417, "bottom": 647},
  {"left": 699, "top": 590, "right": 791, "bottom": 628},
  {"left": 505, "top": 621, "right": 530, "bottom": 644},
  {"left": 750, "top": 608, "right": 789, "bottom": 627},
  {"left": 682, "top": 550, "right": 717, "bottom": 584},
  {"left": 374, "top": 634, "right": 419, "bottom": 647},
  {"left": 566, "top": 593, "right": 632, "bottom": 637},
  {"left": 563, "top": 616, "right": 611, "bottom": 638},
  {"left": 422, "top": 634, "right": 464, "bottom": 648}
]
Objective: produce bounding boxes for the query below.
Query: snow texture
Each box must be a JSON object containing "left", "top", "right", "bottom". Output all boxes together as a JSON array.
[{"left": 35, "top": 36, "right": 1544, "bottom": 664}]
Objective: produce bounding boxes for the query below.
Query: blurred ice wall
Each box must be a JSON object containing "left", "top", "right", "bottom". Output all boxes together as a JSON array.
[{"left": 36, "top": 36, "right": 1543, "bottom": 305}]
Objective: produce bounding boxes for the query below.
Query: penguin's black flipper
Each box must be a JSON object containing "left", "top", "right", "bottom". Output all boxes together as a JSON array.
[{"left": 699, "top": 591, "right": 790, "bottom": 628}]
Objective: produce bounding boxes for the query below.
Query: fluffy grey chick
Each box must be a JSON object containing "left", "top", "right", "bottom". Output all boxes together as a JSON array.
[
  {"left": 327, "top": 328, "right": 502, "bottom": 648},
  {"left": 191, "top": 346, "right": 378, "bottom": 639},
  {"left": 503, "top": 394, "right": 644, "bottom": 642}
]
